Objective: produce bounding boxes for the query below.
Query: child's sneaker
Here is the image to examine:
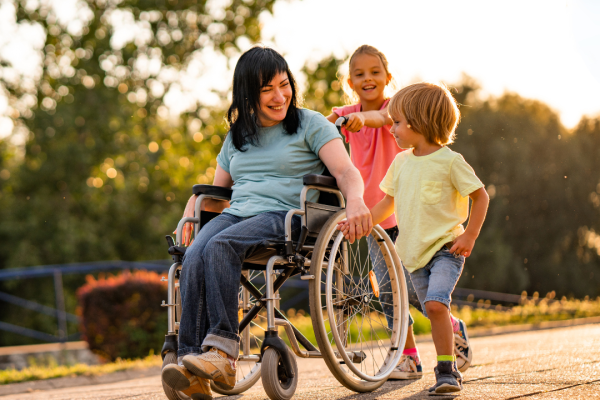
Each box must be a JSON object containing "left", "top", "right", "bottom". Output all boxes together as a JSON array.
[
  {"left": 428, "top": 361, "right": 463, "bottom": 396},
  {"left": 183, "top": 347, "right": 237, "bottom": 390},
  {"left": 454, "top": 319, "right": 473, "bottom": 372},
  {"left": 161, "top": 363, "right": 213, "bottom": 399},
  {"left": 389, "top": 354, "right": 423, "bottom": 379}
]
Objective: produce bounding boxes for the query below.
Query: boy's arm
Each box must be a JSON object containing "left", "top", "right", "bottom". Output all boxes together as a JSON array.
[
  {"left": 337, "top": 194, "right": 395, "bottom": 239},
  {"left": 370, "top": 194, "right": 395, "bottom": 226},
  {"left": 449, "top": 187, "right": 489, "bottom": 257}
]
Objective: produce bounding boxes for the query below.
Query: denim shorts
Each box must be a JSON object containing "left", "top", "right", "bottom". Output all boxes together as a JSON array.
[{"left": 409, "top": 247, "right": 465, "bottom": 318}]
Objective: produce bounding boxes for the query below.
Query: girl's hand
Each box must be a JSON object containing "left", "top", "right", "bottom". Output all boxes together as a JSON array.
[
  {"left": 345, "top": 113, "right": 366, "bottom": 132},
  {"left": 448, "top": 233, "right": 476, "bottom": 257}
]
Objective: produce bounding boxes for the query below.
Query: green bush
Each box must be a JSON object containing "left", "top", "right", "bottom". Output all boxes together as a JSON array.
[{"left": 77, "top": 270, "right": 167, "bottom": 361}]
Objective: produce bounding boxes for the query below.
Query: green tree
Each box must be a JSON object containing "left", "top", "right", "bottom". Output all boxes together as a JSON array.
[
  {"left": 0, "top": 0, "right": 275, "bottom": 346},
  {"left": 301, "top": 56, "right": 600, "bottom": 298},
  {"left": 301, "top": 56, "right": 345, "bottom": 116}
]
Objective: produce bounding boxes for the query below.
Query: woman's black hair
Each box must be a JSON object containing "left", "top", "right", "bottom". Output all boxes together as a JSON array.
[{"left": 227, "top": 46, "right": 301, "bottom": 151}]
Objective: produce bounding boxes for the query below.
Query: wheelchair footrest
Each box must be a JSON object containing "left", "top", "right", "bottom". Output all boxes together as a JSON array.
[{"left": 335, "top": 350, "right": 367, "bottom": 364}]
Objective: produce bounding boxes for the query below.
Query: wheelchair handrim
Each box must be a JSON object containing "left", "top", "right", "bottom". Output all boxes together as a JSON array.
[{"left": 325, "top": 225, "right": 405, "bottom": 382}]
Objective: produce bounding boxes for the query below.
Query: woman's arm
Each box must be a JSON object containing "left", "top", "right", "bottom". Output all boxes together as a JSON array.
[
  {"left": 318, "top": 139, "right": 372, "bottom": 243},
  {"left": 337, "top": 194, "right": 394, "bottom": 239},
  {"left": 181, "top": 164, "right": 233, "bottom": 245},
  {"left": 449, "top": 187, "right": 490, "bottom": 257}
]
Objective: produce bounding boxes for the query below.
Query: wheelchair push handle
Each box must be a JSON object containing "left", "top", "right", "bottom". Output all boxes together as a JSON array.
[{"left": 335, "top": 116, "right": 349, "bottom": 133}]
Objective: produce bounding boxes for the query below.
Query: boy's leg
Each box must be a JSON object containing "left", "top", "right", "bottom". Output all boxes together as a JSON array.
[
  {"left": 425, "top": 301, "right": 454, "bottom": 357},
  {"left": 409, "top": 249, "right": 464, "bottom": 395},
  {"left": 403, "top": 256, "right": 472, "bottom": 371}
]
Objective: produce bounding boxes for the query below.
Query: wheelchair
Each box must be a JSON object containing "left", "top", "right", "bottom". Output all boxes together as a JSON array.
[{"left": 160, "top": 172, "right": 410, "bottom": 400}]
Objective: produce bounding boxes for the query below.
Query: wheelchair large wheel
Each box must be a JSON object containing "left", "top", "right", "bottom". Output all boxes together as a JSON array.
[
  {"left": 210, "top": 269, "right": 263, "bottom": 395},
  {"left": 309, "top": 210, "right": 409, "bottom": 392}
]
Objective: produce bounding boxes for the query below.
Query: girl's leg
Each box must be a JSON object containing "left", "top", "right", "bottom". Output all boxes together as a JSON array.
[{"left": 367, "top": 235, "right": 396, "bottom": 329}]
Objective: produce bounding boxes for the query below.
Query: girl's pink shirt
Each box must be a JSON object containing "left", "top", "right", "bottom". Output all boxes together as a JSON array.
[{"left": 333, "top": 99, "right": 402, "bottom": 230}]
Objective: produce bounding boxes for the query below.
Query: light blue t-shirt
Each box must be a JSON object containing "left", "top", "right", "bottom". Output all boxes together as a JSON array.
[{"left": 216, "top": 109, "right": 342, "bottom": 217}]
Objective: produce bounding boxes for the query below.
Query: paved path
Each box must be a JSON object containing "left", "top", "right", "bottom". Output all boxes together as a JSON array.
[{"left": 3, "top": 324, "right": 600, "bottom": 399}]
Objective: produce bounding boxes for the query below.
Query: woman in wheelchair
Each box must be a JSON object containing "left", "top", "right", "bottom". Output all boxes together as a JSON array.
[{"left": 161, "top": 46, "right": 373, "bottom": 399}]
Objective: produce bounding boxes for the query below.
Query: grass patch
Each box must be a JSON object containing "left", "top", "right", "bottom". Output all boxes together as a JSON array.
[
  {"left": 283, "top": 296, "right": 600, "bottom": 339},
  {"left": 452, "top": 296, "right": 600, "bottom": 328},
  {"left": 0, "top": 353, "right": 162, "bottom": 385}
]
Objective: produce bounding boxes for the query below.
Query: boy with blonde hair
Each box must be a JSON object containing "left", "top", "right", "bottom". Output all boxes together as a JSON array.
[{"left": 339, "top": 82, "right": 489, "bottom": 395}]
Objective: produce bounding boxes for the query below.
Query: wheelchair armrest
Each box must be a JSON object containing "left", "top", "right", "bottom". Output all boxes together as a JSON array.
[
  {"left": 303, "top": 174, "right": 338, "bottom": 190},
  {"left": 192, "top": 184, "right": 232, "bottom": 199}
]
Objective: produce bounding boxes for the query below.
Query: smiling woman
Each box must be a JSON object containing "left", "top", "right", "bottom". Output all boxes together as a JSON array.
[
  {"left": 226, "top": 47, "right": 301, "bottom": 151},
  {"left": 161, "top": 46, "right": 372, "bottom": 399}
]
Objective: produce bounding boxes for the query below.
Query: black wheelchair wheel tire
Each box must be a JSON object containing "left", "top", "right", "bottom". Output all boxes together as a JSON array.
[
  {"left": 261, "top": 347, "right": 298, "bottom": 400},
  {"left": 161, "top": 352, "right": 190, "bottom": 400},
  {"left": 309, "top": 209, "right": 406, "bottom": 393}
]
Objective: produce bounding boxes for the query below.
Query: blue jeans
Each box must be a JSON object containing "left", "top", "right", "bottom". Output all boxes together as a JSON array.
[
  {"left": 369, "top": 226, "right": 423, "bottom": 329},
  {"left": 409, "top": 247, "right": 465, "bottom": 318},
  {"left": 178, "top": 211, "right": 301, "bottom": 358}
]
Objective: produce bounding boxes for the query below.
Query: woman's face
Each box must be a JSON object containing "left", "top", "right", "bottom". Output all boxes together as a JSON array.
[{"left": 256, "top": 71, "right": 292, "bottom": 127}]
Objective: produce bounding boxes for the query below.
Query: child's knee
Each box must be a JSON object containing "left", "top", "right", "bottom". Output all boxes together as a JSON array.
[{"left": 425, "top": 301, "right": 448, "bottom": 316}]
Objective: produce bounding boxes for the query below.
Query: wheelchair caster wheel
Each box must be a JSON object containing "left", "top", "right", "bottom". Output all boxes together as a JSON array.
[
  {"left": 161, "top": 351, "right": 190, "bottom": 400},
  {"left": 261, "top": 347, "right": 298, "bottom": 400}
]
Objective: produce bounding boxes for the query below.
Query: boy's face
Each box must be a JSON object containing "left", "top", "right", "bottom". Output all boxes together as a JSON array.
[{"left": 390, "top": 112, "right": 420, "bottom": 149}]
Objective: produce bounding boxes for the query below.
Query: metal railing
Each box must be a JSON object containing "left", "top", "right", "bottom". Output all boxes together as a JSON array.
[{"left": 0, "top": 260, "right": 170, "bottom": 343}]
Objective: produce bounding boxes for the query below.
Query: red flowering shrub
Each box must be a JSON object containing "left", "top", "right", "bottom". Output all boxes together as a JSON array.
[{"left": 77, "top": 270, "right": 168, "bottom": 361}]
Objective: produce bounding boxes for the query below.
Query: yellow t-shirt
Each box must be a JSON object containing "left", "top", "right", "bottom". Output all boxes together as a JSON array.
[{"left": 380, "top": 147, "right": 484, "bottom": 273}]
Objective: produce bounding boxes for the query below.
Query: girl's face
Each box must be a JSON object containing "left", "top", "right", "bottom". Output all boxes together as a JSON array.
[
  {"left": 257, "top": 71, "right": 292, "bottom": 127},
  {"left": 390, "top": 112, "right": 420, "bottom": 149},
  {"left": 348, "top": 54, "right": 391, "bottom": 104}
]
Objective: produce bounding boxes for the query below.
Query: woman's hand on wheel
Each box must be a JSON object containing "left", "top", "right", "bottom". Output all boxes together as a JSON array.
[{"left": 344, "top": 198, "right": 373, "bottom": 244}]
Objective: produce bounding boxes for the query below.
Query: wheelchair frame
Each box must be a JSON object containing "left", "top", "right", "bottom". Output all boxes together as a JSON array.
[{"left": 161, "top": 177, "right": 409, "bottom": 400}]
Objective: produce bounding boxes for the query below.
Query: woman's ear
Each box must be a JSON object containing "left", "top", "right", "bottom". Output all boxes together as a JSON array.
[{"left": 386, "top": 73, "right": 392, "bottom": 86}]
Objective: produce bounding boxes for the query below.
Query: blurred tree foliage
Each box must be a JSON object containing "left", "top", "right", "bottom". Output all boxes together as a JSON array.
[
  {"left": 301, "top": 56, "right": 343, "bottom": 116},
  {"left": 0, "top": 0, "right": 274, "bottom": 346},
  {"left": 301, "top": 58, "right": 600, "bottom": 299}
]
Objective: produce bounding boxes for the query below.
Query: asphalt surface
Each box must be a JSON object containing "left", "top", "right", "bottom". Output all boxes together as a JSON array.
[{"left": 2, "top": 324, "right": 600, "bottom": 399}]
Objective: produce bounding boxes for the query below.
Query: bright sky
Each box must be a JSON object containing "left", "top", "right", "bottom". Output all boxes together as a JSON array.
[
  {"left": 1, "top": 0, "right": 599, "bottom": 140},
  {"left": 261, "top": 0, "right": 600, "bottom": 128}
]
